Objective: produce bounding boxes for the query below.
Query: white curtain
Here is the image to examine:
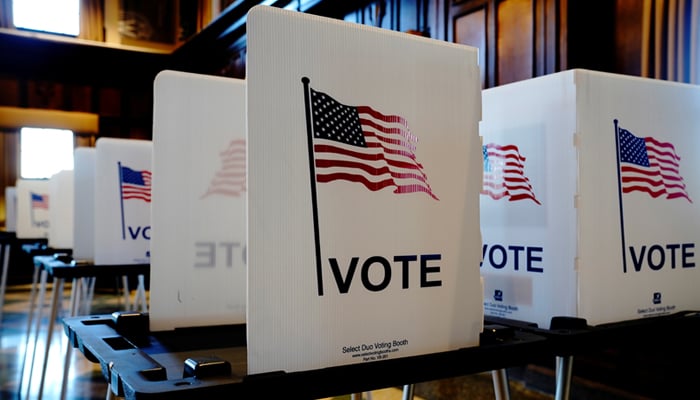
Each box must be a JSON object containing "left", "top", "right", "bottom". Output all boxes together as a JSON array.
[{"left": 643, "top": 0, "right": 700, "bottom": 84}]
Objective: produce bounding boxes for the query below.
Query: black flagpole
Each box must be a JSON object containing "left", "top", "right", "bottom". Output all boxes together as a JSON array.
[
  {"left": 302, "top": 77, "right": 324, "bottom": 295},
  {"left": 614, "top": 119, "right": 628, "bottom": 273}
]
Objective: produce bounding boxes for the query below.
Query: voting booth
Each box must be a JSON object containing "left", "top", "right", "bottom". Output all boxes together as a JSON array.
[
  {"left": 94, "top": 138, "right": 152, "bottom": 265},
  {"left": 15, "top": 179, "right": 50, "bottom": 239},
  {"left": 73, "top": 147, "right": 96, "bottom": 262},
  {"left": 246, "top": 6, "right": 484, "bottom": 374},
  {"left": 480, "top": 69, "right": 700, "bottom": 328},
  {"left": 4, "top": 186, "right": 17, "bottom": 232},
  {"left": 47, "top": 170, "right": 74, "bottom": 250},
  {"left": 149, "top": 70, "right": 247, "bottom": 331}
]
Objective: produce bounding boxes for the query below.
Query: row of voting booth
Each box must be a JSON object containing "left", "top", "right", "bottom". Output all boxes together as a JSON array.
[
  {"left": 6, "top": 139, "right": 151, "bottom": 267},
  {"left": 6, "top": 5, "right": 700, "bottom": 399},
  {"left": 171, "top": 6, "right": 700, "bottom": 374},
  {"left": 3, "top": 140, "right": 153, "bottom": 398}
]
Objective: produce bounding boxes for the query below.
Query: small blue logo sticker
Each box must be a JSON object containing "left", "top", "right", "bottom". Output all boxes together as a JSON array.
[{"left": 494, "top": 289, "right": 503, "bottom": 302}]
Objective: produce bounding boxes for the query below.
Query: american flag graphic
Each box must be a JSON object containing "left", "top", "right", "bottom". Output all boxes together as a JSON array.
[
  {"left": 308, "top": 87, "right": 438, "bottom": 200},
  {"left": 481, "top": 143, "right": 541, "bottom": 205},
  {"left": 31, "top": 192, "right": 49, "bottom": 209},
  {"left": 120, "top": 165, "right": 152, "bottom": 202},
  {"left": 201, "top": 139, "right": 246, "bottom": 198},
  {"left": 618, "top": 126, "right": 691, "bottom": 202}
]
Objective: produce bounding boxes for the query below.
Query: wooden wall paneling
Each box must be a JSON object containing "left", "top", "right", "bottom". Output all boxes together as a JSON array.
[
  {"left": 345, "top": 1, "right": 392, "bottom": 28},
  {"left": 343, "top": 1, "right": 434, "bottom": 36},
  {"left": 545, "top": 0, "right": 560, "bottom": 73},
  {"left": 68, "top": 85, "right": 93, "bottom": 113},
  {"left": 98, "top": 119, "right": 121, "bottom": 138},
  {"left": 397, "top": 0, "right": 432, "bottom": 35},
  {"left": 0, "top": 131, "right": 18, "bottom": 228},
  {"left": 418, "top": 0, "right": 432, "bottom": 36},
  {"left": 74, "top": 135, "right": 95, "bottom": 148},
  {"left": 454, "top": 6, "right": 488, "bottom": 87},
  {"left": 447, "top": 0, "right": 486, "bottom": 43},
  {"left": 126, "top": 89, "right": 151, "bottom": 121},
  {"left": 344, "top": 8, "right": 361, "bottom": 24},
  {"left": 615, "top": 0, "right": 644, "bottom": 77},
  {"left": 27, "top": 81, "right": 65, "bottom": 110},
  {"left": 122, "top": 87, "right": 153, "bottom": 140},
  {"left": 534, "top": 0, "right": 546, "bottom": 76},
  {"left": 558, "top": 0, "right": 567, "bottom": 71},
  {"left": 486, "top": 0, "right": 497, "bottom": 86},
  {"left": 448, "top": 0, "right": 625, "bottom": 87},
  {"left": 126, "top": 126, "right": 152, "bottom": 141},
  {"left": 121, "top": 89, "right": 134, "bottom": 138},
  {"left": 389, "top": 0, "right": 401, "bottom": 31},
  {"left": 99, "top": 88, "right": 121, "bottom": 117},
  {"left": 534, "top": 0, "right": 560, "bottom": 76},
  {"left": 566, "top": 0, "right": 616, "bottom": 73},
  {"left": 654, "top": 0, "right": 665, "bottom": 79},
  {"left": 399, "top": 0, "right": 414, "bottom": 33},
  {"left": 448, "top": 0, "right": 495, "bottom": 87},
  {"left": 434, "top": 0, "right": 447, "bottom": 40},
  {"left": 497, "top": 0, "right": 535, "bottom": 85},
  {"left": 0, "top": 77, "right": 20, "bottom": 107}
]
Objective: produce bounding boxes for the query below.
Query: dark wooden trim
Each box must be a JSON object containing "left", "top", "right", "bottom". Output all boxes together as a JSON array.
[{"left": 487, "top": 0, "right": 497, "bottom": 87}]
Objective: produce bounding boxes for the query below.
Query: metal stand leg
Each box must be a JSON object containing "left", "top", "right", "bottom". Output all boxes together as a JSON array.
[
  {"left": 0, "top": 243, "right": 10, "bottom": 324},
  {"left": 492, "top": 369, "right": 511, "bottom": 400},
  {"left": 82, "top": 277, "right": 96, "bottom": 315},
  {"left": 18, "top": 264, "right": 38, "bottom": 392},
  {"left": 23, "top": 268, "right": 48, "bottom": 397},
  {"left": 555, "top": 355, "right": 574, "bottom": 400},
  {"left": 135, "top": 274, "right": 147, "bottom": 312},
  {"left": 105, "top": 383, "right": 116, "bottom": 400},
  {"left": 122, "top": 275, "right": 131, "bottom": 310},
  {"left": 60, "top": 277, "right": 83, "bottom": 400},
  {"left": 17, "top": 262, "right": 40, "bottom": 391},
  {"left": 24, "top": 262, "right": 42, "bottom": 340},
  {"left": 402, "top": 384, "right": 414, "bottom": 400},
  {"left": 38, "top": 276, "right": 63, "bottom": 399}
]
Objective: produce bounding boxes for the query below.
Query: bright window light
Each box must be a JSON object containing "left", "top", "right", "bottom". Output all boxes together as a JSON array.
[
  {"left": 20, "top": 127, "right": 74, "bottom": 179},
  {"left": 13, "top": 0, "right": 80, "bottom": 36}
]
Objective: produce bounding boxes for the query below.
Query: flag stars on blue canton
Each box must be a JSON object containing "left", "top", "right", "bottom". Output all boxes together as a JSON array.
[
  {"left": 311, "top": 89, "right": 367, "bottom": 147},
  {"left": 482, "top": 146, "right": 491, "bottom": 172},
  {"left": 620, "top": 129, "right": 650, "bottom": 167}
]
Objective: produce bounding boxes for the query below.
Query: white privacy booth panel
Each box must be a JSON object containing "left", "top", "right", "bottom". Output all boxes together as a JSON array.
[
  {"left": 94, "top": 137, "right": 152, "bottom": 265},
  {"left": 480, "top": 69, "right": 700, "bottom": 328},
  {"left": 149, "top": 70, "right": 247, "bottom": 331},
  {"left": 246, "top": 6, "right": 484, "bottom": 374},
  {"left": 16, "top": 179, "right": 50, "bottom": 239}
]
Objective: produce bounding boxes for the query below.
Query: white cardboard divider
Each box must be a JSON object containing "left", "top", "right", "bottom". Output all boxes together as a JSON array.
[
  {"left": 480, "top": 69, "right": 700, "bottom": 328},
  {"left": 94, "top": 138, "right": 152, "bottom": 265},
  {"left": 48, "top": 170, "right": 74, "bottom": 249},
  {"left": 149, "top": 70, "right": 247, "bottom": 331},
  {"left": 15, "top": 179, "right": 50, "bottom": 239},
  {"left": 4, "top": 186, "right": 17, "bottom": 232},
  {"left": 246, "top": 6, "right": 484, "bottom": 374},
  {"left": 73, "top": 147, "right": 96, "bottom": 262}
]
